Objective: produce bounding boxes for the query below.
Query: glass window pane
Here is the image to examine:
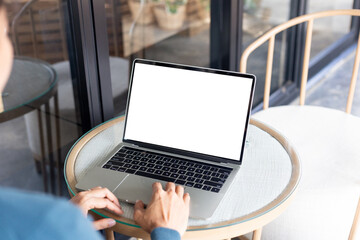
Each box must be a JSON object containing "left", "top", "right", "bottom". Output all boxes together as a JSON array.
[
  {"left": 1, "top": 0, "right": 81, "bottom": 194},
  {"left": 104, "top": 0, "right": 211, "bottom": 115}
]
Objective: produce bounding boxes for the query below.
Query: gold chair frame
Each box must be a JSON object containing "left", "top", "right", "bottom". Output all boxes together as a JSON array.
[
  {"left": 240, "top": 9, "right": 360, "bottom": 240},
  {"left": 240, "top": 9, "right": 360, "bottom": 113}
]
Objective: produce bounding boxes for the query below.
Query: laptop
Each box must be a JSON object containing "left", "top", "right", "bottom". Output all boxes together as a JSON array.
[{"left": 76, "top": 59, "right": 256, "bottom": 219}]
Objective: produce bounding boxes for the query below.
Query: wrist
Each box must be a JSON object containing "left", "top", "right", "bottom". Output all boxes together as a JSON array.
[{"left": 150, "top": 227, "right": 181, "bottom": 240}]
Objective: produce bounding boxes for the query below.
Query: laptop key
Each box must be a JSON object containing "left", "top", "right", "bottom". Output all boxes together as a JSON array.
[
  {"left": 170, "top": 168, "right": 178, "bottom": 173},
  {"left": 116, "top": 153, "right": 126, "bottom": 158},
  {"left": 162, "top": 167, "right": 170, "bottom": 171},
  {"left": 163, "top": 172, "right": 170, "bottom": 177},
  {"left": 156, "top": 160, "right": 164, "bottom": 165},
  {"left": 178, "top": 170, "right": 186, "bottom": 175},
  {"left": 149, "top": 159, "right": 156, "bottom": 163},
  {"left": 119, "top": 149, "right": 127, "bottom": 153},
  {"left": 187, "top": 177, "right": 195, "bottom": 182},
  {"left": 125, "top": 169, "right": 136, "bottom": 174},
  {"left": 124, "top": 159, "right": 132, "bottom": 163},
  {"left": 164, "top": 162, "right": 172, "bottom": 167},
  {"left": 202, "top": 175, "right": 211, "bottom": 180},
  {"left": 135, "top": 171, "right": 176, "bottom": 183},
  {"left": 211, "top": 177, "right": 225, "bottom": 184},
  {"left": 124, "top": 164, "right": 131, "bottom": 168},
  {"left": 194, "top": 173, "right": 202, "bottom": 178},
  {"left": 195, "top": 169, "right": 203, "bottom": 173},
  {"left": 202, "top": 186, "right": 211, "bottom": 191},
  {"left": 117, "top": 167, "right": 126, "bottom": 172},
  {"left": 147, "top": 163, "right": 155, "bottom": 168},
  {"left": 131, "top": 165, "right": 140, "bottom": 170},
  {"left": 186, "top": 172, "right": 194, "bottom": 176},
  {"left": 103, "top": 164, "right": 111, "bottom": 169},
  {"left": 155, "top": 170, "right": 163, "bottom": 175},
  {"left": 175, "top": 179, "right": 186, "bottom": 185},
  {"left": 185, "top": 182, "right": 194, "bottom": 187},
  {"left": 211, "top": 188, "right": 220, "bottom": 193},
  {"left": 154, "top": 165, "right": 162, "bottom": 170},
  {"left": 171, "top": 164, "right": 179, "bottom": 168},
  {"left": 194, "top": 184, "right": 203, "bottom": 189},
  {"left": 218, "top": 169, "right": 231, "bottom": 175},
  {"left": 170, "top": 173, "right": 179, "bottom": 178},
  {"left": 204, "top": 181, "right": 223, "bottom": 188},
  {"left": 139, "top": 162, "right": 147, "bottom": 166},
  {"left": 110, "top": 166, "right": 119, "bottom": 171},
  {"left": 188, "top": 167, "right": 195, "bottom": 172},
  {"left": 147, "top": 168, "right": 155, "bottom": 173},
  {"left": 139, "top": 167, "right": 147, "bottom": 171},
  {"left": 186, "top": 162, "right": 194, "bottom": 167},
  {"left": 195, "top": 179, "right": 204, "bottom": 183},
  {"left": 179, "top": 165, "right": 187, "bottom": 170},
  {"left": 132, "top": 160, "right": 139, "bottom": 165},
  {"left": 109, "top": 161, "right": 124, "bottom": 167},
  {"left": 179, "top": 175, "right": 187, "bottom": 180},
  {"left": 194, "top": 164, "right": 202, "bottom": 168},
  {"left": 202, "top": 165, "right": 210, "bottom": 170}
]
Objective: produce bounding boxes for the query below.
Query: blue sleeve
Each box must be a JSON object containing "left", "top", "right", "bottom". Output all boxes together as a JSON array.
[
  {"left": 150, "top": 227, "right": 181, "bottom": 240},
  {"left": 0, "top": 187, "right": 102, "bottom": 240}
]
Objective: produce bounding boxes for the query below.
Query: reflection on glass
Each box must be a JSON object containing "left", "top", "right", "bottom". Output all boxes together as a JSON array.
[
  {"left": 1, "top": 0, "right": 81, "bottom": 195},
  {"left": 243, "top": 0, "right": 290, "bottom": 107},
  {"left": 308, "top": 0, "right": 353, "bottom": 58},
  {"left": 103, "top": 0, "right": 211, "bottom": 115}
]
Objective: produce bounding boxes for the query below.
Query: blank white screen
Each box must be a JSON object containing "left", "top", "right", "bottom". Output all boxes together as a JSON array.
[{"left": 124, "top": 63, "right": 253, "bottom": 161}]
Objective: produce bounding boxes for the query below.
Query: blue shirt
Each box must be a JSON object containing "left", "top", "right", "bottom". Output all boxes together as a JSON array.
[{"left": 0, "top": 187, "right": 180, "bottom": 240}]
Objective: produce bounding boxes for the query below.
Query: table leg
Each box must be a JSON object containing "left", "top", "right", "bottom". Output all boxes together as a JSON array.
[
  {"left": 105, "top": 229, "right": 115, "bottom": 240},
  {"left": 252, "top": 228, "right": 262, "bottom": 240},
  {"left": 37, "top": 109, "right": 48, "bottom": 192},
  {"left": 45, "top": 103, "right": 55, "bottom": 194},
  {"left": 54, "top": 93, "right": 62, "bottom": 195}
]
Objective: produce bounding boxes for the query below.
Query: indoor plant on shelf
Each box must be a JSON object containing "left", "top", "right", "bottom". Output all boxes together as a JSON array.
[{"left": 153, "top": 0, "right": 188, "bottom": 30}]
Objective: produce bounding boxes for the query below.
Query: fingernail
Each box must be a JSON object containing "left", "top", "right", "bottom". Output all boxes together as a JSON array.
[{"left": 107, "top": 218, "right": 116, "bottom": 227}]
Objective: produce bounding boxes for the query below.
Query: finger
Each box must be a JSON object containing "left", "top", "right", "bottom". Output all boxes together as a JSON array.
[
  {"left": 183, "top": 192, "right": 190, "bottom": 206},
  {"left": 175, "top": 185, "right": 184, "bottom": 197},
  {"left": 152, "top": 182, "right": 163, "bottom": 192},
  {"left": 93, "top": 218, "right": 116, "bottom": 230},
  {"left": 85, "top": 197, "right": 123, "bottom": 215},
  {"left": 84, "top": 188, "right": 122, "bottom": 208},
  {"left": 90, "top": 186, "right": 102, "bottom": 190},
  {"left": 166, "top": 182, "right": 176, "bottom": 192},
  {"left": 133, "top": 200, "right": 145, "bottom": 223}
]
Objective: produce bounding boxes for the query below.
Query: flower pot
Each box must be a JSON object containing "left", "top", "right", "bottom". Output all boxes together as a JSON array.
[
  {"left": 128, "top": 0, "right": 155, "bottom": 25},
  {"left": 195, "top": 0, "right": 210, "bottom": 20},
  {"left": 153, "top": 4, "right": 186, "bottom": 30}
]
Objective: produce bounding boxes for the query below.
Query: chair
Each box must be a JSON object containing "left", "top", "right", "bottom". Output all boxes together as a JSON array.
[{"left": 240, "top": 9, "right": 360, "bottom": 240}]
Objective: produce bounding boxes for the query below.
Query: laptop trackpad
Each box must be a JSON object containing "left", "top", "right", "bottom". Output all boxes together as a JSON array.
[{"left": 113, "top": 175, "right": 165, "bottom": 205}]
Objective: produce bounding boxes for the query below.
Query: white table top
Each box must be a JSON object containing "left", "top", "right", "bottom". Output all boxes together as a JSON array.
[{"left": 65, "top": 116, "right": 300, "bottom": 234}]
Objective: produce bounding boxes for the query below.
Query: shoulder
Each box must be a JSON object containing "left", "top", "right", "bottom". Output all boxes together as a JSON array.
[{"left": 0, "top": 187, "right": 102, "bottom": 240}]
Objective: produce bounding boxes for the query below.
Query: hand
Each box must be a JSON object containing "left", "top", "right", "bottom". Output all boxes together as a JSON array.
[
  {"left": 134, "top": 182, "right": 190, "bottom": 236},
  {"left": 70, "top": 187, "right": 123, "bottom": 230}
]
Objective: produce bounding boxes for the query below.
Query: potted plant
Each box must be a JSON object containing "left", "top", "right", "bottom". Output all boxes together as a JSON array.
[
  {"left": 128, "top": 0, "right": 155, "bottom": 25},
  {"left": 153, "top": 0, "right": 187, "bottom": 30},
  {"left": 195, "top": 0, "right": 210, "bottom": 20}
]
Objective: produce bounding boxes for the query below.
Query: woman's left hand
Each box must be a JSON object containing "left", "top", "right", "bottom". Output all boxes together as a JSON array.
[{"left": 70, "top": 187, "right": 123, "bottom": 230}]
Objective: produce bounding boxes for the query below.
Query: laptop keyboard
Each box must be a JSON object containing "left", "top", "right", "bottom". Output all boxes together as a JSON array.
[{"left": 102, "top": 147, "right": 233, "bottom": 193}]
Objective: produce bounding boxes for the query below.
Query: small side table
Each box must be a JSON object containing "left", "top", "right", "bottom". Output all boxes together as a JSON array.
[
  {"left": 65, "top": 116, "right": 301, "bottom": 240},
  {"left": 0, "top": 57, "right": 60, "bottom": 194}
]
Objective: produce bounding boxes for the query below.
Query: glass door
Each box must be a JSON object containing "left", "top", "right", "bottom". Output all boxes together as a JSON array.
[{"left": 1, "top": 0, "right": 87, "bottom": 195}]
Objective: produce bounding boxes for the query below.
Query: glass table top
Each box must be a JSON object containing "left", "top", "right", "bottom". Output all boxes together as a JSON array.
[
  {"left": 65, "top": 116, "right": 301, "bottom": 231},
  {"left": 0, "top": 57, "right": 57, "bottom": 115}
]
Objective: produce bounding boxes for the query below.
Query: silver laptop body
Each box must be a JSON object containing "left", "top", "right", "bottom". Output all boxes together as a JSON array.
[{"left": 76, "top": 59, "right": 256, "bottom": 219}]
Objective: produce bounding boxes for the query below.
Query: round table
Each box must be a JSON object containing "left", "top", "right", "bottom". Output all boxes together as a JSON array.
[
  {"left": 0, "top": 57, "right": 60, "bottom": 194},
  {"left": 0, "top": 57, "right": 57, "bottom": 121},
  {"left": 65, "top": 116, "right": 301, "bottom": 240}
]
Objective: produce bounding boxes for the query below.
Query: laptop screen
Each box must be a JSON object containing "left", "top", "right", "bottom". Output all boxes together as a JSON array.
[{"left": 123, "top": 60, "right": 255, "bottom": 164}]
